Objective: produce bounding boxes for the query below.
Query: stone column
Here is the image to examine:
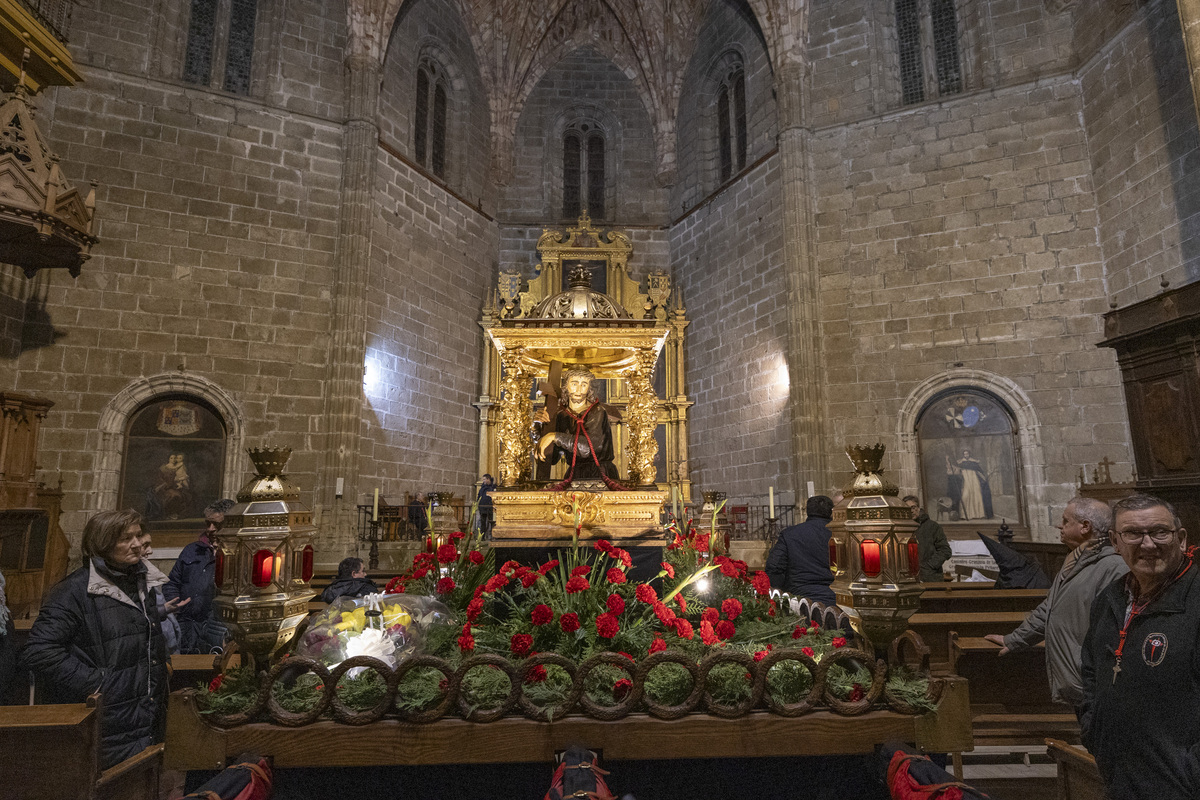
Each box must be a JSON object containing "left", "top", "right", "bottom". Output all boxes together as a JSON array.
[
  {"left": 497, "top": 349, "right": 532, "bottom": 487},
  {"left": 1178, "top": 0, "right": 1200, "bottom": 132},
  {"left": 317, "top": 52, "right": 382, "bottom": 557},
  {"left": 776, "top": 62, "right": 830, "bottom": 492},
  {"left": 626, "top": 348, "right": 660, "bottom": 488}
]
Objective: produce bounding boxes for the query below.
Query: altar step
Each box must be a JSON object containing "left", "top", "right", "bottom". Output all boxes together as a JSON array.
[{"left": 960, "top": 745, "right": 1059, "bottom": 800}]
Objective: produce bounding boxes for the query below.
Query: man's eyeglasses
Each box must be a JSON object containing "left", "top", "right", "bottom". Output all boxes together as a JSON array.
[{"left": 1116, "top": 527, "right": 1178, "bottom": 544}]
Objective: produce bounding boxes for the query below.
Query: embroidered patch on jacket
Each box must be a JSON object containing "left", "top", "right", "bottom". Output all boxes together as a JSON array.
[{"left": 1142, "top": 633, "right": 1168, "bottom": 667}]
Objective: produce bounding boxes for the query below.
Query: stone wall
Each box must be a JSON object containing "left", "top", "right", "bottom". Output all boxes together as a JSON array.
[
  {"left": 0, "top": 6, "right": 348, "bottom": 545},
  {"left": 1081, "top": 0, "right": 1200, "bottom": 307},
  {"left": 670, "top": 155, "right": 792, "bottom": 501},
  {"left": 363, "top": 152, "right": 498, "bottom": 501}
]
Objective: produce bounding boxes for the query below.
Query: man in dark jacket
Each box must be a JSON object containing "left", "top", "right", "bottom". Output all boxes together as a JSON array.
[
  {"left": 903, "top": 495, "right": 952, "bottom": 582},
  {"left": 23, "top": 510, "right": 168, "bottom": 770},
  {"left": 321, "top": 557, "right": 378, "bottom": 604},
  {"left": 1080, "top": 494, "right": 1199, "bottom": 799},
  {"left": 165, "top": 498, "right": 233, "bottom": 653},
  {"left": 766, "top": 495, "right": 836, "bottom": 606}
]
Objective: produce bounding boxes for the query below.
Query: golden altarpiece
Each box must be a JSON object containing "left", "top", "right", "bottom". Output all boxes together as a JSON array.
[{"left": 474, "top": 214, "right": 693, "bottom": 542}]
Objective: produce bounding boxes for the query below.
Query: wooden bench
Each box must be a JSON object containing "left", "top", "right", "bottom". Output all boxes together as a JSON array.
[
  {"left": 0, "top": 694, "right": 163, "bottom": 800},
  {"left": 1046, "top": 737, "right": 1103, "bottom": 800},
  {"left": 906, "top": 611, "right": 1029, "bottom": 670},
  {"left": 919, "top": 588, "right": 1046, "bottom": 614}
]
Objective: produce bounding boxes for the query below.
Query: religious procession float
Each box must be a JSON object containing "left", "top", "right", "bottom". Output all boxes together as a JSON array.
[{"left": 164, "top": 217, "right": 971, "bottom": 771}]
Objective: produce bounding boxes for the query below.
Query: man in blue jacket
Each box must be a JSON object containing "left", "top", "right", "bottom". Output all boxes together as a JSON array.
[
  {"left": 766, "top": 495, "right": 836, "bottom": 607},
  {"left": 165, "top": 498, "right": 233, "bottom": 654}
]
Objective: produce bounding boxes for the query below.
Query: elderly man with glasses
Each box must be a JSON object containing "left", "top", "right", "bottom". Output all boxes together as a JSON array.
[{"left": 1080, "top": 494, "right": 1198, "bottom": 800}]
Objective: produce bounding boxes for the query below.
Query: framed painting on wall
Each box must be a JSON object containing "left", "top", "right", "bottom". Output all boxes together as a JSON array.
[
  {"left": 118, "top": 396, "right": 227, "bottom": 546},
  {"left": 916, "top": 389, "right": 1023, "bottom": 533}
]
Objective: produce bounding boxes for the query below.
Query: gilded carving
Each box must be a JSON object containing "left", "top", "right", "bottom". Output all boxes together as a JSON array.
[
  {"left": 549, "top": 490, "right": 608, "bottom": 527},
  {"left": 625, "top": 348, "right": 659, "bottom": 486},
  {"left": 498, "top": 349, "right": 532, "bottom": 487}
]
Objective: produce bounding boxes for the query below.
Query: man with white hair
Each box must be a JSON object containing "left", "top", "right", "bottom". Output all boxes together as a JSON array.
[{"left": 983, "top": 496, "right": 1127, "bottom": 710}]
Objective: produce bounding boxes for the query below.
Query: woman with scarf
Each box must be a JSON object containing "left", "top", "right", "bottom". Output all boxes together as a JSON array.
[{"left": 22, "top": 509, "right": 168, "bottom": 769}]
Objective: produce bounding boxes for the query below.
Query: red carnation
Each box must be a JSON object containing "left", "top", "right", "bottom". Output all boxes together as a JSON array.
[
  {"left": 596, "top": 612, "right": 620, "bottom": 639},
  {"left": 531, "top": 604, "right": 554, "bottom": 626},
  {"left": 208, "top": 673, "right": 225, "bottom": 692},
  {"left": 849, "top": 684, "right": 864, "bottom": 703},
  {"left": 519, "top": 571, "right": 540, "bottom": 588},
  {"left": 801, "top": 646, "right": 815, "bottom": 658},
  {"left": 699, "top": 620, "right": 720, "bottom": 645},
  {"left": 450, "top": 531, "right": 466, "bottom": 540},
  {"left": 768, "top": 599, "right": 777, "bottom": 617},
  {"left": 411, "top": 566, "right": 430, "bottom": 580},
  {"left": 649, "top": 637, "right": 667, "bottom": 654},
  {"left": 694, "top": 532, "right": 710, "bottom": 553},
  {"left": 676, "top": 594, "right": 688, "bottom": 613},
  {"left": 458, "top": 626, "right": 475, "bottom": 652},
  {"left": 607, "top": 593, "right": 626, "bottom": 615},
  {"left": 716, "top": 556, "right": 739, "bottom": 578},
  {"left": 571, "top": 565, "right": 591, "bottom": 578},
  {"left": 613, "top": 678, "right": 632, "bottom": 700},
  {"left": 473, "top": 585, "right": 485, "bottom": 599},
  {"left": 526, "top": 664, "right": 548, "bottom": 683},
  {"left": 413, "top": 552, "right": 434, "bottom": 567},
  {"left": 560, "top": 612, "right": 580, "bottom": 633},
  {"left": 467, "top": 597, "right": 484, "bottom": 622},
  {"left": 436, "top": 544, "right": 459, "bottom": 564},
  {"left": 484, "top": 573, "right": 510, "bottom": 593},
  {"left": 753, "top": 649, "right": 770, "bottom": 662},
  {"left": 660, "top": 561, "right": 675, "bottom": 578},
  {"left": 715, "top": 619, "right": 735, "bottom": 640},
  {"left": 499, "top": 559, "right": 521, "bottom": 575},
  {"left": 612, "top": 548, "right": 632, "bottom": 568},
  {"left": 594, "top": 539, "right": 614, "bottom": 554},
  {"left": 635, "top": 584, "right": 658, "bottom": 604},
  {"left": 436, "top": 576, "right": 456, "bottom": 594},
  {"left": 792, "top": 625, "right": 807, "bottom": 639},
  {"left": 468, "top": 550, "right": 484, "bottom": 565},
  {"left": 538, "top": 559, "right": 559, "bottom": 575},
  {"left": 810, "top": 622, "right": 820, "bottom": 632},
  {"left": 673, "top": 618, "right": 694, "bottom": 640},
  {"left": 606, "top": 568, "right": 627, "bottom": 584},
  {"left": 653, "top": 602, "right": 676, "bottom": 626},
  {"left": 751, "top": 571, "right": 771, "bottom": 596},
  {"left": 701, "top": 607, "right": 719, "bottom": 624},
  {"left": 721, "top": 598, "right": 743, "bottom": 621},
  {"left": 384, "top": 576, "right": 405, "bottom": 594},
  {"left": 510, "top": 633, "right": 533, "bottom": 657},
  {"left": 565, "top": 575, "right": 590, "bottom": 594},
  {"left": 832, "top": 636, "right": 847, "bottom": 649}
]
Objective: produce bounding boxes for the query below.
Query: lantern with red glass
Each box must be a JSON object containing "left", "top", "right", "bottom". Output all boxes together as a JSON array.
[
  {"left": 828, "top": 443, "right": 923, "bottom": 649},
  {"left": 212, "top": 446, "right": 318, "bottom": 668}
]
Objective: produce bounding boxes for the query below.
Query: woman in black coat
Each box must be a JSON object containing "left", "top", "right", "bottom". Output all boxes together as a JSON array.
[{"left": 22, "top": 509, "right": 169, "bottom": 769}]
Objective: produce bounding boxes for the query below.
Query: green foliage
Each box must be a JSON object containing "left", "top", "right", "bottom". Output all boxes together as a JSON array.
[
  {"left": 884, "top": 665, "right": 939, "bottom": 712},
  {"left": 271, "top": 671, "right": 324, "bottom": 713},
  {"left": 705, "top": 662, "right": 753, "bottom": 705},
  {"left": 395, "top": 666, "right": 446, "bottom": 713},
  {"left": 765, "top": 659, "right": 814, "bottom": 705},
  {"left": 643, "top": 662, "right": 693, "bottom": 707},
  {"left": 459, "top": 664, "right": 515, "bottom": 715},
  {"left": 520, "top": 664, "right": 574, "bottom": 721},
  {"left": 581, "top": 662, "right": 633, "bottom": 707},
  {"left": 195, "top": 666, "right": 259, "bottom": 716},
  {"left": 336, "top": 669, "right": 388, "bottom": 711},
  {"left": 825, "top": 662, "right": 873, "bottom": 701}
]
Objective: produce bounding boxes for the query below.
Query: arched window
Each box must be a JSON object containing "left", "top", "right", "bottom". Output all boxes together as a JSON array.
[
  {"left": 716, "top": 67, "right": 747, "bottom": 183},
  {"left": 182, "top": 0, "right": 259, "bottom": 95},
  {"left": 118, "top": 395, "right": 228, "bottom": 542},
  {"left": 562, "top": 123, "right": 605, "bottom": 220},
  {"left": 915, "top": 388, "right": 1021, "bottom": 526},
  {"left": 414, "top": 58, "right": 449, "bottom": 179},
  {"left": 895, "top": 0, "right": 963, "bottom": 105}
]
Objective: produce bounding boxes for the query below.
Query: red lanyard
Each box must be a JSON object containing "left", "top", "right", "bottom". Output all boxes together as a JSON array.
[{"left": 1112, "top": 554, "right": 1194, "bottom": 684}]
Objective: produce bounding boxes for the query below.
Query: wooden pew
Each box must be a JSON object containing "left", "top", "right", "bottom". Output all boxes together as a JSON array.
[
  {"left": 905, "top": 610, "right": 1029, "bottom": 670},
  {"left": 1046, "top": 738, "right": 1104, "bottom": 800},
  {"left": 0, "top": 694, "right": 163, "bottom": 800},
  {"left": 919, "top": 588, "right": 1046, "bottom": 614}
]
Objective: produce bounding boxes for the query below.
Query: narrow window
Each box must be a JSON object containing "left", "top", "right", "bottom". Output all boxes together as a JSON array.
[
  {"left": 931, "top": 0, "right": 962, "bottom": 96},
  {"left": 587, "top": 134, "right": 605, "bottom": 219},
  {"left": 415, "top": 68, "right": 430, "bottom": 165},
  {"left": 563, "top": 134, "right": 582, "bottom": 219},
  {"left": 733, "top": 72, "right": 747, "bottom": 172},
  {"left": 182, "top": 0, "right": 218, "bottom": 86},
  {"left": 896, "top": 0, "right": 925, "bottom": 105},
  {"left": 223, "top": 0, "right": 258, "bottom": 95},
  {"left": 717, "top": 86, "right": 732, "bottom": 182},
  {"left": 432, "top": 83, "right": 447, "bottom": 178}
]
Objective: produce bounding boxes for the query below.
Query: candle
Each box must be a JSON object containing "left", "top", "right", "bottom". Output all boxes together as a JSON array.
[
  {"left": 806, "top": 480, "right": 815, "bottom": 499},
  {"left": 768, "top": 486, "right": 775, "bottom": 518},
  {"left": 672, "top": 486, "right": 680, "bottom": 518},
  {"left": 372, "top": 488, "right": 379, "bottom": 522}
]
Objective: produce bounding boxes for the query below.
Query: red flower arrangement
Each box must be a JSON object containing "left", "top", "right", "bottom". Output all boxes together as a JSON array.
[
  {"left": 531, "top": 604, "right": 554, "bottom": 626},
  {"left": 606, "top": 594, "right": 625, "bottom": 614},
  {"left": 565, "top": 575, "right": 590, "bottom": 594},
  {"left": 560, "top": 612, "right": 580, "bottom": 633},
  {"left": 510, "top": 633, "right": 533, "bottom": 657},
  {"left": 606, "top": 568, "right": 627, "bottom": 584},
  {"left": 595, "top": 612, "right": 620, "bottom": 639}
]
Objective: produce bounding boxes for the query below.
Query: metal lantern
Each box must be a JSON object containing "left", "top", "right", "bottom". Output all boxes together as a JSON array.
[
  {"left": 829, "top": 443, "right": 922, "bottom": 649},
  {"left": 212, "top": 446, "right": 317, "bottom": 667}
]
